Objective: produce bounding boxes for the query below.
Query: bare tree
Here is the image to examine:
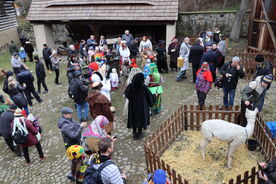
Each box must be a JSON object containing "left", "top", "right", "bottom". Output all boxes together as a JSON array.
[
  {"left": 222, "top": 0, "right": 228, "bottom": 9},
  {"left": 230, "top": 0, "right": 249, "bottom": 41}
]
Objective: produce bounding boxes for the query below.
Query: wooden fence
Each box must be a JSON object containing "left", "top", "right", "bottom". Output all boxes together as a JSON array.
[
  {"left": 144, "top": 105, "right": 276, "bottom": 184},
  {"left": 235, "top": 49, "right": 276, "bottom": 80}
]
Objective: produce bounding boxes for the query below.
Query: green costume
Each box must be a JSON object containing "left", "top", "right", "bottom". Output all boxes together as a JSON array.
[{"left": 147, "top": 63, "right": 163, "bottom": 114}]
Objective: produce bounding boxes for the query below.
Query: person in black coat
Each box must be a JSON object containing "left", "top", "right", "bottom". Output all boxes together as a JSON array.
[
  {"left": 156, "top": 41, "right": 168, "bottom": 73},
  {"left": 219, "top": 56, "right": 245, "bottom": 108},
  {"left": 72, "top": 70, "right": 89, "bottom": 122},
  {"left": 125, "top": 73, "right": 155, "bottom": 140},
  {"left": 189, "top": 39, "right": 204, "bottom": 83},
  {"left": 7, "top": 77, "right": 29, "bottom": 114},
  {"left": 0, "top": 104, "right": 22, "bottom": 155},
  {"left": 24, "top": 39, "right": 34, "bottom": 62},
  {"left": 258, "top": 154, "right": 276, "bottom": 184},
  {"left": 200, "top": 43, "right": 218, "bottom": 80},
  {"left": 2, "top": 71, "right": 14, "bottom": 97},
  {"left": 168, "top": 38, "right": 180, "bottom": 72},
  {"left": 42, "top": 44, "right": 52, "bottom": 71},
  {"left": 34, "top": 56, "right": 48, "bottom": 94},
  {"left": 17, "top": 69, "right": 42, "bottom": 106},
  {"left": 129, "top": 38, "right": 139, "bottom": 59}
]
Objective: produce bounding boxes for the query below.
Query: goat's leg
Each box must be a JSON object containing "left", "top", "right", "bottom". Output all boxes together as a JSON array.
[
  {"left": 227, "top": 143, "right": 238, "bottom": 168},
  {"left": 200, "top": 138, "right": 210, "bottom": 160}
]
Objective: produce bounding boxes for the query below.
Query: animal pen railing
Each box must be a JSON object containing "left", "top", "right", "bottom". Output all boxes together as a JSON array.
[
  {"left": 144, "top": 105, "right": 276, "bottom": 184},
  {"left": 235, "top": 49, "right": 276, "bottom": 80}
]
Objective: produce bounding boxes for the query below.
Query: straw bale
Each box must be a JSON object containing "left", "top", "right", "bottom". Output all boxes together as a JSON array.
[{"left": 161, "top": 131, "right": 264, "bottom": 184}]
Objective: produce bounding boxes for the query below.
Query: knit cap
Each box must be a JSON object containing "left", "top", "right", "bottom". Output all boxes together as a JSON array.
[
  {"left": 262, "top": 74, "right": 273, "bottom": 84},
  {"left": 153, "top": 169, "right": 167, "bottom": 184}
]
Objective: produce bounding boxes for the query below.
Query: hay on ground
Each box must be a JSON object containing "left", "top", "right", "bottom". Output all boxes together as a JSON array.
[{"left": 161, "top": 131, "right": 264, "bottom": 184}]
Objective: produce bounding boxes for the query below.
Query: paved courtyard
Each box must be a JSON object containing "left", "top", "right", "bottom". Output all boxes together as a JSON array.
[{"left": 0, "top": 59, "right": 275, "bottom": 184}]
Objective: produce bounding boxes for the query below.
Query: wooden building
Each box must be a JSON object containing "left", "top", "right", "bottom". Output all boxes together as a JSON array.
[
  {"left": 0, "top": 0, "right": 19, "bottom": 50},
  {"left": 248, "top": 0, "right": 276, "bottom": 51},
  {"left": 27, "top": 0, "right": 179, "bottom": 56}
]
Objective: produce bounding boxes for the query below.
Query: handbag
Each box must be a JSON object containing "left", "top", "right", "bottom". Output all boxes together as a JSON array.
[
  {"left": 177, "top": 56, "right": 184, "bottom": 68},
  {"left": 214, "top": 77, "right": 224, "bottom": 88}
]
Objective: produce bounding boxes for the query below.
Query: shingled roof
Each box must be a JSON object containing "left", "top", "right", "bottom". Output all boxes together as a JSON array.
[{"left": 27, "top": 0, "right": 179, "bottom": 22}]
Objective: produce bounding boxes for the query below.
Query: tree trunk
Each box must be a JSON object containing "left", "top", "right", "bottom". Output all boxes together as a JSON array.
[
  {"left": 230, "top": 0, "right": 249, "bottom": 42},
  {"left": 222, "top": 0, "right": 227, "bottom": 9}
]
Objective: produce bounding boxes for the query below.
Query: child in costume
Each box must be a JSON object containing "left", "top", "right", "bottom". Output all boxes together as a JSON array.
[{"left": 110, "top": 68, "right": 119, "bottom": 91}]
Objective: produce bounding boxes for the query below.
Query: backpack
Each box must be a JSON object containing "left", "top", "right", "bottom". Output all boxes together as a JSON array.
[
  {"left": 12, "top": 117, "right": 29, "bottom": 144},
  {"left": 68, "top": 79, "right": 78, "bottom": 99},
  {"left": 83, "top": 160, "right": 115, "bottom": 184}
]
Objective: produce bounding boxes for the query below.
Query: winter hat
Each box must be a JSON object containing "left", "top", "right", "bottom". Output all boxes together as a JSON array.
[
  {"left": 112, "top": 68, "right": 117, "bottom": 73},
  {"left": 66, "top": 145, "right": 84, "bottom": 160},
  {"left": 9, "top": 104, "right": 17, "bottom": 110},
  {"left": 255, "top": 55, "right": 264, "bottom": 63},
  {"left": 153, "top": 169, "right": 167, "bottom": 184},
  {"left": 5, "top": 71, "right": 13, "bottom": 78},
  {"left": 13, "top": 52, "right": 19, "bottom": 56},
  {"left": 61, "top": 107, "right": 73, "bottom": 114},
  {"left": 34, "top": 55, "right": 39, "bottom": 60},
  {"left": 96, "top": 115, "right": 109, "bottom": 128},
  {"left": 261, "top": 74, "right": 273, "bottom": 84},
  {"left": 89, "top": 62, "right": 99, "bottom": 71},
  {"left": 27, "top": 114, "right": 36, "bottom": 122},
  {"left": 14, "top": 108, "right": 23, "bottom": 117}
]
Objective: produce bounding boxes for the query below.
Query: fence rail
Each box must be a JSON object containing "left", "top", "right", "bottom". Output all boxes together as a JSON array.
[{"left": 144, "top": 105, "right": 276, "bottom": 184}]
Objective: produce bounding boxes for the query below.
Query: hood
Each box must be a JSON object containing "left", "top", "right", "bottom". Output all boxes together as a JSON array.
[{"left": 58, "top": 117, "right": 71, "bottom": 129}]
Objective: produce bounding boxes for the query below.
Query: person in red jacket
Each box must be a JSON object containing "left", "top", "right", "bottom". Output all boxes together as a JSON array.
[{"left": 13, "top": 109, "right": 45, "bottom": 164}]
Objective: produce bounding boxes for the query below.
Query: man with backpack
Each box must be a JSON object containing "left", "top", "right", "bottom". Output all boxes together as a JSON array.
[
  {"left": 70, "top": 70, "right": 89, "bottom": 122},
  {"left": 58, "top": 107, "right": 87, "bottom": 181},
  {"left": 84, "top": 137, "right": 126, "bottom": 184},
  {"left": 0, "top": 104, "right": 22, "bottom": 156}
]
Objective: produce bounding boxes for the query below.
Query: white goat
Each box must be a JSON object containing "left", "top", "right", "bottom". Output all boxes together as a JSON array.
[{"left": 200, "top": 108, "right": 257, "bottom": 168}]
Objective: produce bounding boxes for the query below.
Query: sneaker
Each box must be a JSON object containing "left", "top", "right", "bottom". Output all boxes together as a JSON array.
[
  {"left": 66, "top": 173, "right": 76, "bottom": 181},
  {"left": 40, "top": 156, "right": 46, "bottom": 161},
  {"left": 55, "top": 82, "right": 62, "bottom": 85},
  {"left": 43, "top": 90, "right": 48, "bottom": 94},
  {"left": 37, "top": 91, "right": 41, "bottom": 94},
  {"left": 38, "top": 100, "right": 43, "bottom": 103}
]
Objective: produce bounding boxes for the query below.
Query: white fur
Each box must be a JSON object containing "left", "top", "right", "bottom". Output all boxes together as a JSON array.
[
  {"left": 200, "top": 108, "right": 257, "bottom": 168},
  {"left": 110, "top": 70, "right": 119, "bottom": 88}
]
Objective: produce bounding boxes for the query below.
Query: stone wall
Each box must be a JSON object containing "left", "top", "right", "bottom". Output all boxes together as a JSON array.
[{"left": 176, "top": 11, "right": 250, "bottom": 39}]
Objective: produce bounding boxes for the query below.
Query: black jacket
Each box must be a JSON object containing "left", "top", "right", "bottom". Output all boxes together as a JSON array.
[
  {"left": 35, "top": 61, "right": 46, "bottom": 79},
  {"left": 58, "top": 117, "right": 83, "bottom": 149},
  {"left": 200, "top": 50, "right": 218, "bottom": 68},
  {"left": 0, "top": 110, "right": 15, "bottom": 138},
  {"left": 219, "top": 62, "right": 245, "bottom": 89},
  {"left": 255, "top": 61, "right": 273, "bottom": 78},
  {"left": 43, "top": 47, "right": 52, "bottom": 61},
  {"left": 24, "top": 42, "right": 34, "bottom": 53},
  {"left": 73, "top": 78, "right": 88, "bottom": 104},
  {"left": 262, "top": 158, "right": 276, "bottom": 184},
  {"left": 189, "top": 44, "right": 204, "bottom": 65},
  {"left": 17, "top": 70, "right": 35, "bottom": 86}
]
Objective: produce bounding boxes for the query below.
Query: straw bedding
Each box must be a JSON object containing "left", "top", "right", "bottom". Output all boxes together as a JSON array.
[{"left": 161, "top": 131, "right": 264, "bottom": 184}]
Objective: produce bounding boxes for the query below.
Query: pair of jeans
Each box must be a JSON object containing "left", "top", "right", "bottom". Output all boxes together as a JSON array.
[
  {"left": 223, "top": 88, "right": 236, "bottom": 108},
  {"left": 37, "top": 78, "right": 48, "bottom": 92},
  {"left": 253, "top": 88, "right": 267, "bottom": 112},
  {"left": 175, "top": 70, "right": 186, "bottom": 81},
  {"left": 22, "top": 142, "right": 44, "bottom": 163},
  {"left": 76, "top": 101, "right": 89, "bottom": 121}
]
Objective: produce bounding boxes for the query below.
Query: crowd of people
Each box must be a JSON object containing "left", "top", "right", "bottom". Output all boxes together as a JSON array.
[{"left": 0, "top": 27, "right": 274, "bottom": 184}]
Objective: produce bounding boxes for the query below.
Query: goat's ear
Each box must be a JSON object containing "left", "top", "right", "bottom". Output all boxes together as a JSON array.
[{"left": 254, "top": 108, "right": 259, "bottom": 114}]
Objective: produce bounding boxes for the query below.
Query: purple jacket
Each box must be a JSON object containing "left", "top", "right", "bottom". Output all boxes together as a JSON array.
[{"left": 195, "top": 71, "right": 212, "bottom": 93}]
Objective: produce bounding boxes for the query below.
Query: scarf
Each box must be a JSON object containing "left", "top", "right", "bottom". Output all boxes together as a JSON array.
[{"left": 83, "top": 115, "right": 109, "bottom": 138}]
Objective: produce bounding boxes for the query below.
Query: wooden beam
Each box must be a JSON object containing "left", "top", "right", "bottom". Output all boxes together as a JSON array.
[{"left": 258, "top": 0, "right": 276, "bottom": 49}]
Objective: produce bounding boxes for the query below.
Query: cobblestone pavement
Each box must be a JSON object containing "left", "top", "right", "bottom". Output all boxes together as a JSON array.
[{"left": 0, "top": 62, "right": 275, "bottom": 184}]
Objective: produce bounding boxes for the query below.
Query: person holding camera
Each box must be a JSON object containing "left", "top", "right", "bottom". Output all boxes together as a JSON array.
[
  {"left": 50, "top": 50, "right": 62, "bottom": 85},
  {"left": 219, "top": 56, "right": 245, "bottom": 109},
  {"left": 34, "top": 56, "right": 48, "bottom": 94}
]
